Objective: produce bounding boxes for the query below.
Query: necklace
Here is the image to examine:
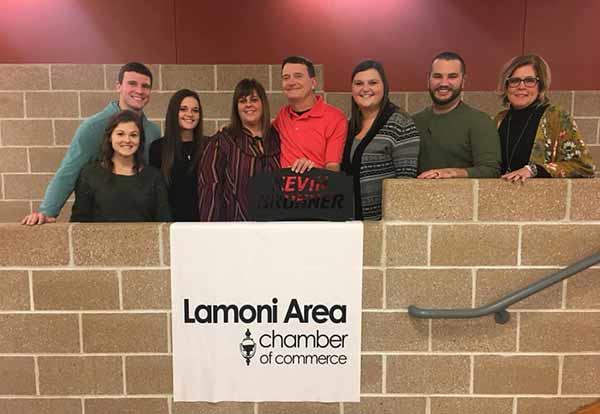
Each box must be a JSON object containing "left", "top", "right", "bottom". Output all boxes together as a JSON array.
[{"left": 504, "top": 105, "right": 539, "bottom": 172}]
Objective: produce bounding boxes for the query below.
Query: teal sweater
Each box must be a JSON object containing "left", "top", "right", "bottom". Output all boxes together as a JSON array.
[
  {"left": 39, "top": 102, "right": 161, "bottom": 217},
  {"left": 413, "top": 102, "right": 501, "bottom": 178}
]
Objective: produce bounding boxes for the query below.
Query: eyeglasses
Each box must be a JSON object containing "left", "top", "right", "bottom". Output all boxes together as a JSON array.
[{"left": 506, "top": 76, "right": 539, "bottom": 88}]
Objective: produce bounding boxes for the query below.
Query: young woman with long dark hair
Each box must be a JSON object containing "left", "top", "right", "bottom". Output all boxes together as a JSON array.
[{"left": 150, "top": 89, "right": 204, "bottom": 220}]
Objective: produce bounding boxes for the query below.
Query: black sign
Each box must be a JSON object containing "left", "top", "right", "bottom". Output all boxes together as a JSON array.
[{"left": 248, "top": 168, "right": 354, "bottom": 221}]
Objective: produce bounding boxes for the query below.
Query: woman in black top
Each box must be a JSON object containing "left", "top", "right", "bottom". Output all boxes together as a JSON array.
[
  {"left": 71, "top": 110, "right": 171, "bottom": 222},
  {"left": 150, "top": 89, "right": 204, "bottom": 220}
]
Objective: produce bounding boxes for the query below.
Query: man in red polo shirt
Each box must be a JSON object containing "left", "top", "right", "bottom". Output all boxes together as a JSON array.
[{"left": 274, "top": 56, "right": 347, "bottom": 173}]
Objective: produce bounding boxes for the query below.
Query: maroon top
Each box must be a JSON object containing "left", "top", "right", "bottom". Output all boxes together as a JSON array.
[{"left": 198, "top": 128, "right": 280, "bottom": 221}]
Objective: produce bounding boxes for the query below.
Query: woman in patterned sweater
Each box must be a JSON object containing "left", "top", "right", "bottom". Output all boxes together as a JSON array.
[
  {"left": 495, "top": 54, "right": 595, "bottom": 182},
  {"left": 341, "top": 60, "right": 420, "bottom": 220}
]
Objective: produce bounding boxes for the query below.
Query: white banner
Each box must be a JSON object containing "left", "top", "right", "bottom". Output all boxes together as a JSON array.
[{"left": 170, "top": 221, "right": 363, "bottom": 402}]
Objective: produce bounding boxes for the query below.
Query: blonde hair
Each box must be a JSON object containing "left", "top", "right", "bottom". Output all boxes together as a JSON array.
[{"left": 498, "top": 54, "right": 551, "bottom": 107}]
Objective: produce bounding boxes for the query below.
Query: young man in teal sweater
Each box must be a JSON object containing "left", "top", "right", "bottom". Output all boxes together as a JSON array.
[{"left": 22, "top": 62, "right": 161, "bottom": 225}]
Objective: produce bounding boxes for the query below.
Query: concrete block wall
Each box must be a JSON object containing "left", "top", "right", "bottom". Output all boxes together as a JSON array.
[
  {"left": 0, "top": 64, "right": 599, "bottom": 223},
  {"left": 0, "top": 179, "right": 599, "bottom": 414}
]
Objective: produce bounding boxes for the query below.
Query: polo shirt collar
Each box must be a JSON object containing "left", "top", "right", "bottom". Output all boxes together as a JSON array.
[{"left": 288, "top": 95, "right": 325, "bottom": 119}]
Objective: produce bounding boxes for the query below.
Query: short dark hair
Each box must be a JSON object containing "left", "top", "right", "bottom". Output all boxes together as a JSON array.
[
  {"left": 100, "top": 110, "right": 145, "bottom": 173},
  {"left": 118, "top": 62, "right": 153, "bottom": 86},
  {"left": 431, "top": 51, "right": 466, "bottom": 75},
  {"left": 281, "top": 55, "right": 316, "bottom": 78}
]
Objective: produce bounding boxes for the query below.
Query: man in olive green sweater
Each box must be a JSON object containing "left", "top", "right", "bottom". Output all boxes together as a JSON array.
[{"left": 413, "top": 51, "right": 501, "bottom": 179}]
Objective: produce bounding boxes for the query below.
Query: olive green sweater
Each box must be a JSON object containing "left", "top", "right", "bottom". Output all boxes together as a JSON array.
[{"left": 413, "top": 102, "right": 501, "bottom": 177}]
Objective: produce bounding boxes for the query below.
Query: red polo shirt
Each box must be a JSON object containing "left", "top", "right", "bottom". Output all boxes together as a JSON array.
[{"left": 274, "top": 96, "right": 348, "bottom": 168}]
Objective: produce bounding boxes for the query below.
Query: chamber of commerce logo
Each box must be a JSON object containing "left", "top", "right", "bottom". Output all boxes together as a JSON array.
[{"left": 239, "top": 328, "right": 256, "bottom": 366}]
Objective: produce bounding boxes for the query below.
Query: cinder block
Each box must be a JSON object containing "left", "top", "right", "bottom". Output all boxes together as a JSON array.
[
  {"left": 0, "top": 201, "right": 30, "bottom": 222},
  {"left": 216, "top": 65, "right": 269, "bottom": 91},
  {"left": 521, "top": 224, "right": 600, "bottom": 265},
  {"left": 82, "top": 313, "right": 168, "bottom": 353},
  {"left": 122, "top": 270, "right": 171, "bottom": 310},
  {"left": 570, "top": 180, "right": 600, "bottom": 220},
  {"left": 4, "top": 173, "right": 53, "bottom": 199},
  {"left": 562, "top": 355, "right": 600, "bottom": 394},
  {"left": 0, "top": 399, "right": 82, "bottom": 414},
  {"left": 387, "top": 355, "right": 470, "bottom": 394},
  {"left": 0, "top": 64, "right": 50, "bottom": 90},
  {"left": 257, "top": 402, "right": 338, "bottom": 414},
  {"left": 0, "top": 270, "right": 29, "bottom": 310},
  {"left": 72, "top": 223, "right": 161, "bottom": 266},
  {"left": 1, "top": 119, "right": 53, "bottom": 145},
  {"left": 574, "top": 118, "right": 599, "bottom": 144},
  {"left": 0, "top": 314, "right": 79, "bottom": 353},
  {"left": 406, "top": 92, "right": 430, "bottom": 115},
  {"left": 478, "top": 179, "right": 567, "bottom": 221},
  {"left": 173, "top": 402, "right": 254, "bottom": 414},
  {"left": 431, "top": 224, "right": 519, "bottom": 266},
  {"left": 476, "top": 269, "right": 562, "bottom": 309},
  {"left": 29, "top": 147, "right": 67, "bottom": 172},
  {"left": 361, "top": 355, "right": 382, "bottom": 394},
  {"left": 387, "top": 268, "right": 472, "bottom": 309},
  {"left": 345, "top": 397, "right": 427, "bottom": 414},
  {"left": 474, "top": 355, "right": 558, "bottom": 394},
  {"left": 430, "top": 398, "right": 513, "bottom": 414},
  {"left": 385, "top": 225, "right": 428, "bottom": 266},
  {"left": 51, "top": 64, "right": 104, "bottom": 90},
  {"left": 0, "top": 224, "right": 69, "bottom": 266},
  {"left": 54, "top": 119, "right": 81, "bottom": 145},
  {"left": 363, "top": 221, "right": 382, "bottom": 266},
  {"left": 80, "top": 92, "right": 117, "bottom": 117},
  {"left": 33, "top": 270, "right": 119, "bottom": 310},
  {"left": 126, "top": 355, "right": 173, "bottom": 394},
  {"left": 324, "top": 93, "right": 351, "bottom": 117},
  {"left": 0, "top": 148, "right": 28, "bottom": 172},
  {"left": 574, "top": 91, "right": 600, "bottom": 117},
  {"left": 0, "top": 93, "right": 24, "bottom": 117},
  {"left": 519, "top": 312, "right": 600, "bottom": 352},
  {"left": 383, "top": 179, "right": 474, "bottom": 221},
  {"left": 26, "top": 92, "right": 78, "bottom": 117},
  {"left": 362, "top": 312, "right": 428, "bottom": 351},
  {"left": 431, "top": 317, "right": 517, "bottom": 352},
  {"left": 517, "top": 398, "right": 599, "bottom": 414},
  {"left": 201, "top": 92, "right": 234, "bottom": 118},
  {"left": 362, "top": 269, "right": 383, "bottom": 309},
  {"left": 85, "top": 398, "right": 168, "bottom": 414},
  {"left": 162, "top": 65, "right": 215, "bottom": 91},
  {"left": 0, "top": 357, "right": 36, "bottom": 395},
  {"left": 566, "top": 268, "right": 600, "bottom": 309},
  {"left": 463, "top": 91, "right": 504, "bottom": 117},
  {"left": 38, "top": 356, "right": 123, "bottom": 395}
]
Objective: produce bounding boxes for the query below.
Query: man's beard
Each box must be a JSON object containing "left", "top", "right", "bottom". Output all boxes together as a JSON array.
[{"left": 429, "top": 86, "right": 462, "bottom": 106}]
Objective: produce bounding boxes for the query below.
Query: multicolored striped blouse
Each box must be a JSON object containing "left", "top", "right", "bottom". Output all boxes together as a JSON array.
[{"left": 198, "top": 128, "right": 280, "bottom": 221}]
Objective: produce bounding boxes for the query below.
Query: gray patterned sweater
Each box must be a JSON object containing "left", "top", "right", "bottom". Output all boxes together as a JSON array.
[{"left": 342, "top": 105, "right": 420, "bottom": 220}]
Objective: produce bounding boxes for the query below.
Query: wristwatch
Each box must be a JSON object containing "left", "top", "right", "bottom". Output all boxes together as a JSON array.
[{"left": 525, "top": 163, "right": 538, "bottom": 177}]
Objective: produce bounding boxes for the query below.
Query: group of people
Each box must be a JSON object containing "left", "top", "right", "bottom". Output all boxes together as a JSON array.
[{"left": 21, "top": 52, "right": 596, "bottom": 225}]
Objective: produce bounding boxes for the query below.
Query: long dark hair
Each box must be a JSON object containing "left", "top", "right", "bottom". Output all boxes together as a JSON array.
[
  {"left": 348, "top": 60, "right": 396, "bottom": 136},
  {"left": 228, "top": 79, "right": 274, "bottom": 151},
  {"left": 100, "top": 110, "right": 145, "bottom": 173},
  {"left": 162, "top": 89, "right": 204, "bottom": 184}
]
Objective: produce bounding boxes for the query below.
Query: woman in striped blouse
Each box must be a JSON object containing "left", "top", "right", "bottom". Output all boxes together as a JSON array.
[{"left": 198, "top": 79, "right": 280, "bottom": 221}]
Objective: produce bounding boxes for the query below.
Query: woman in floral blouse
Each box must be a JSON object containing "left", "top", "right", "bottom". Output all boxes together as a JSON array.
[{"left": 495, "top": 54, "right": 595, "bottom": 182}]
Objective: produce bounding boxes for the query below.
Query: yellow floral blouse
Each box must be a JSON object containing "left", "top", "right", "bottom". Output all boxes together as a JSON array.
[{"left": 495, "top": 105, "right": 596, "bottom": 177}]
